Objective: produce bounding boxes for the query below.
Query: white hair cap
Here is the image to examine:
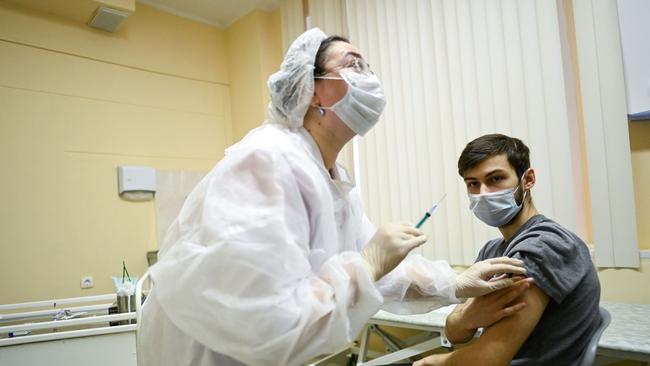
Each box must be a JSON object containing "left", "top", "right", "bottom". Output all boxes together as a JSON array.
[{"left": 267, "top": 28, "right": 328, "bottom": 128}]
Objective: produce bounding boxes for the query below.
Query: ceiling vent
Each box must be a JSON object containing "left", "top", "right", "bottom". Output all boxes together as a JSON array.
[{"left": 89, "top": 6, "right": 130, "bottom": 32}]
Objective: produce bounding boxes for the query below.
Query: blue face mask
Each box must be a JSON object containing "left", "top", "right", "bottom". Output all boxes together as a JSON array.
[{"left": 468, "top": 174, "right": 527, "bottom": 227}]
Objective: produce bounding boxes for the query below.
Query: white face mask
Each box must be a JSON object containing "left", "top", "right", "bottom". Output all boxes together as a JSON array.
[
  {"left": 315, "top": 69, "right": 387, "bottom": 136},
  {"left": 468, "top": 174, "right": 527, "bottom": 227}
]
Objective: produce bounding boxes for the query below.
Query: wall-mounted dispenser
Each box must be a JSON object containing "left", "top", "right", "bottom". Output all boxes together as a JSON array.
[
  {"left": 89, "top": 6, "right": 131, "bottom": 32},
  {"left": 117, "top": 166, "right": 156, "bottom": 201}
]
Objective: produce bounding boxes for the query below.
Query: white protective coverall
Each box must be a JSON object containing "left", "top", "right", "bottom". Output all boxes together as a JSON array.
[{"left": 137, "top": 28, "right": 460, "bottom": 366}]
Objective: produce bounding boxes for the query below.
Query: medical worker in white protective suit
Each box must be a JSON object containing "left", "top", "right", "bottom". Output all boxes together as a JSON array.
[{"left": 138, "top": 28, "right": 527, "bottom": 366}]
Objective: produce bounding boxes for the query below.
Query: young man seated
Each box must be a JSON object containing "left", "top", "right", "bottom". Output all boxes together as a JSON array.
[{"left": 415, "top": 134, "right": 601, "bottom": 366}]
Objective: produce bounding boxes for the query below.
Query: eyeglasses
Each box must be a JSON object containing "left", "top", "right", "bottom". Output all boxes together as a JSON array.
[
  {"left": 317, "top": 56, "right": 373, "bottom": 78},
  {"left": 343, "top": 56, "right": 373, "bottom": 75}
]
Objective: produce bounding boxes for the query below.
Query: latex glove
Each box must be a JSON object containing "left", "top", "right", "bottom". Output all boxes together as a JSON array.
[
  {"left": 361, "top": 223, "right": 427, "bottom": 282},
  {"left": 454, "top": 257, "right": 527, "bottom": 298}
]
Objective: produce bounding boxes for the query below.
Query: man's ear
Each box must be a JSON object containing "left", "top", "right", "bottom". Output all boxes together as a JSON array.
[{"left": 524, "top": 168, "right": 536, "bottom": 190}]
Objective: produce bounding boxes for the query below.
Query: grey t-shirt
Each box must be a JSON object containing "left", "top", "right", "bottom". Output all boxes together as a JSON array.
[{"left": 476, "top": 215, "right": 601, "bottom": 366}]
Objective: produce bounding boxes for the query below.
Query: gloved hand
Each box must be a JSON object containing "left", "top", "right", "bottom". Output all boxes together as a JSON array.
[
  {"left": 361, "top": 223, "right": 427, "bottom": 282},
  {"left": 454, "top": 257, "right": 527, "bottom": 298}
]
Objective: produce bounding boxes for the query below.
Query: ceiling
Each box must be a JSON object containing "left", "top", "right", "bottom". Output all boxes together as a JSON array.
[{"left": 136, "top": 0, "right": 280, "bottom": 28}]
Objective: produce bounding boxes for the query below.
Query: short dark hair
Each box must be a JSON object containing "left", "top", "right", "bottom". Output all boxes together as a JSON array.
[
  {"left": 314, "top": 35, "right": 350, "bottom": 77},
  {"left": 458, "top": 134, "right": 530, "bottom": 177}
]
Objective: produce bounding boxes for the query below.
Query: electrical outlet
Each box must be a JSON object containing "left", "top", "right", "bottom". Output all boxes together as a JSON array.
[{"left": 80, "top": 276, "right": 94, "bottom": 289}]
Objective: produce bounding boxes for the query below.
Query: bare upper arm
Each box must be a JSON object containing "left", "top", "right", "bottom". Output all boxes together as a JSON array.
[{"left": 444, "top": 284, "right": 550, "bottom": 366}]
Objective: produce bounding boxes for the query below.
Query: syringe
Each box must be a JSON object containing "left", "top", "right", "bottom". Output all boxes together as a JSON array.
[{"left": 415, "top": 193, "right": 447, "bottom": 229}]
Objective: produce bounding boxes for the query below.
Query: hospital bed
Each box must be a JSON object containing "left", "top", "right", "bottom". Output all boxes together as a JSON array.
[
  {"left": 0, "top": 294, "right": 136, "bottom": 365},
  {"left": 596, "top": 302, "right": 650, "bottom": 365},
  {"left": 0, "top": 273, "right": 150, "bottom": 366},
  {"left": 345, "top": 302, "right": 650, "bottom": 366}
]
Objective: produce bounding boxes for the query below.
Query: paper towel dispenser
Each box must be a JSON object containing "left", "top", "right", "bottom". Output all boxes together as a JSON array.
[{"left": 117, "top": 166, "right": 156, "bottom": 201}]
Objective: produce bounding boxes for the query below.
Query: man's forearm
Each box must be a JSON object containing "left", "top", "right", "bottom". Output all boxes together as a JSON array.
[
  {"left": 444, "top": 307, "right": 475, "bottom": 344},
  {"left": 413, "top": 345, "right": 505, "bottom": 366},
  {"left": 414, "top": 335, "right": 514, "bottom": 366}
]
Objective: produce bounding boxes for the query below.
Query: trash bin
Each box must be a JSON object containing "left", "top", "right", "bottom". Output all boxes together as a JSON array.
[
  {"left": 109, "top": 293, "right": 139, "bottom": 326},
  {"left": 116, "top": 294, "right": 136, "bottom": 324},
  {"left": 111, "top": 272, "right": 138, "bottom": 326}
]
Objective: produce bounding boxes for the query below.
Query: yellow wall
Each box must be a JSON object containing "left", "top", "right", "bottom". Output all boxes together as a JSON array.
[
  {"left": 629, "top": 121, "right": 650, "bottom": 250},
  {"left": 0, "top": 1, "right": 233, "bottom": 303},
  {"left": 590, "top": 121, "right": 650, "bottom": 307},
  {"left": 594, "top": 122, "right": 650, "bottom": 305},
  {"left": 599, "top": 259, "right": 650, "bottom": 304},
  {"left": 0, "top": 1, "right": 228, "bottom": 84},
  {"left": 226, "top": 9, "right": 282, "bottom": 143}
]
